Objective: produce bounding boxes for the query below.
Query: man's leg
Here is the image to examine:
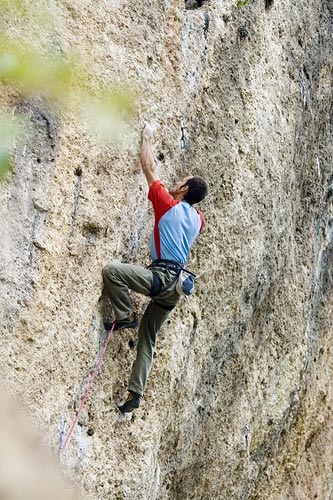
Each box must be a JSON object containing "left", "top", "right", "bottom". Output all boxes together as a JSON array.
[
  {"left": 102, "top": 261, "right": 153, "bottom": 320},
  {"left": 128, "top": 301, "right": 171, "bottom": 396},
  {"left": 118, "top": 300, "right": 171, "bottom": 413}
]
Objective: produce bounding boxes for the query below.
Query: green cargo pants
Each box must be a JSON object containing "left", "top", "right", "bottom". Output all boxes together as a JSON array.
[{"left": 102, "top": 260, "right": 180, "bottom": 396}]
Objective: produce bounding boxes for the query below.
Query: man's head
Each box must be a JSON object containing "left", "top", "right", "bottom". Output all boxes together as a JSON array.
[{"left": 170, "top": 175, "right": 208, "bottom": 205}]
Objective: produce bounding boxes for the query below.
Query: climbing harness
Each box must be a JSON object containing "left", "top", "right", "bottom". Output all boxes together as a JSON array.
[
  {"left": 148, "top": 259, "right": 196, "bottom": 297},
  {"left": 176, "top": 269, "right": 196, "bottom": 296},
  {"left": 59, "top": 321, "right": 116, "bottom": 454}
]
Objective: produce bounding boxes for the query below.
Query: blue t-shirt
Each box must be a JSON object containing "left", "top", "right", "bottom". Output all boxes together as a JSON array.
[{"left": 148, "top": 180, "right": 204, "bottom": 266}]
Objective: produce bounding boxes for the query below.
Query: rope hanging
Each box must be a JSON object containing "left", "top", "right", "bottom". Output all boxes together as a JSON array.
[{"left": 60, "top": 322, "right": 116, "bottom": 454}]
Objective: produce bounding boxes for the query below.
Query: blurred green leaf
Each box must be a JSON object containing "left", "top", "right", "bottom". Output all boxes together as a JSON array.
[
  {"left": 80, "top": 87, "right": 136, "bottom": 142},
  {"left": 237, "top": 0, "right": 249, "bottom": 6},
  {"left": 0, "top": 111, "right": 24, "bottom": 180},
  {"left": 0, "top": 0, "right": 24, "bottom": 14},
  {"left": 0, "top": 38, "right": 74, "bottom": 101},
  {"left": 0, "top": 151, "right": 11, "bottom": 180},
  {"left": 0, "top": 36, "right": 136, "bottom": 130},
  {"left": 0, "top": 0, "right": 137, "bottom": 183},
  {"left": 0, "top": 0, "right": 49, "bottom": 27}
]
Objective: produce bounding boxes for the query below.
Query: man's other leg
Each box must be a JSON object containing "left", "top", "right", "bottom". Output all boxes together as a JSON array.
[
  {"left": 127, "top": 301, "right": 170, "bottom": 397},
  {"left": 102, "top": 261, "right": 152, "bottom": 320}
]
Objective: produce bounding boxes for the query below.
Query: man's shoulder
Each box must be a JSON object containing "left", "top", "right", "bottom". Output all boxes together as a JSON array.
[
  {"left": 195, "top": 207, "right": 205, "bottom": 231},
  {"left": 148, "top": 179, "right": 167, "bottom": 196},
  {"left": 148, "top": 180, "right": 178, "bottom": 206},
  {"left": 148, "top": 180, "right": 178, "bottom": 222},
  {"left": 167, "top": 203, "right": 204, "bottom": 232}
]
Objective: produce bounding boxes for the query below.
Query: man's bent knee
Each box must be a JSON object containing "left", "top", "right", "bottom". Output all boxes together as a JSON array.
[{"left": 102, "top": 261, "right": 119, "bottom": 281}]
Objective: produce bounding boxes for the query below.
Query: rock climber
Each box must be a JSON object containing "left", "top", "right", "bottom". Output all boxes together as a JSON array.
[{"left": 102, "top": 124, "right": 208, "bottom": 413}]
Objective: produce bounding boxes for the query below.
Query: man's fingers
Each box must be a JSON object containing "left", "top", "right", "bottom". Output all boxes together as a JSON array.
[{"left": 142, "top": 123, "right": 154, "bottom": 139}]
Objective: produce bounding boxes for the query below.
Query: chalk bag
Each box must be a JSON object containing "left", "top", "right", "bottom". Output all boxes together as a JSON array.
[{"left": 176, "top": 271, "right": 196, "bottom": 296}]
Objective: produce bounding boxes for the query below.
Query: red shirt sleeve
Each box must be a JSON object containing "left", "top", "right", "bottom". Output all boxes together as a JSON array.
[
  {"left": 196, "top": 209, "right": 205, "bottom": 232},
  {"left": 148, "top": 180, "right": 179, "bottom": 224}
]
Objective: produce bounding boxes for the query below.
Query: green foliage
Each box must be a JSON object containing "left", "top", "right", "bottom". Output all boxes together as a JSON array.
[
  {"left": 237, "top": 0, "right": 250, "bottom": 6},
  {"left": 0, "top": 151, "right": 11, "bottom": 180},
  {"left": 0, "top": 111, "right": 24, "bottom": 180},
  {"left": 0, "top": 0, "right": 136, "bottom": 180},
  {"left": 0, "top": 40, "right": 74, "bottom": 100}
]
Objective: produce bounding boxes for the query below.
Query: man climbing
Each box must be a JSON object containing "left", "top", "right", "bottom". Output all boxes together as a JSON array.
[{"left": 102, "top": 124, "right": 208, "bottom": 413}]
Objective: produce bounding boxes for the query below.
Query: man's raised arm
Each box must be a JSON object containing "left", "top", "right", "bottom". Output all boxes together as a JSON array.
[{"left": 140, "top": 124, "right": 159, "bottom": 187}]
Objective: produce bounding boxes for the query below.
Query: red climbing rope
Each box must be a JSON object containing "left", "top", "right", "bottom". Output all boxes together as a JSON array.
[{"left": 60, "top": 322, "right": 116, "bottom": 454}]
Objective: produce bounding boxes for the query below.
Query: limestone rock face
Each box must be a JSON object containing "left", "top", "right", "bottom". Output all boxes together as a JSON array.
[{"left": 1, "top": 1, "right": 333, "bottom": 499}]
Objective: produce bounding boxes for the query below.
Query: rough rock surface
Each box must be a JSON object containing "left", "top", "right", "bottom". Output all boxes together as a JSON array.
[{"left": 1, "top": 0, "right": 333, "bottom": 499}]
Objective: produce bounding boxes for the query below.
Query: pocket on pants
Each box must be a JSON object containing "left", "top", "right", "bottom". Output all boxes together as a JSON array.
[{"left": 149, "top": 271, "right": 163, "bottom": 297}]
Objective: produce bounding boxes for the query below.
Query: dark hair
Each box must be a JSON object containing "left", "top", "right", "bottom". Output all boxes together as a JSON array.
[{"left": 183, "top": 176, "right": 208, "bottom": 205}]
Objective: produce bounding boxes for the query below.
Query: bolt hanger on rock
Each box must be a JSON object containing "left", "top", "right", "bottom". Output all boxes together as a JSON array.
[{"left": 180, "top": 116, "right": 186, "bottom": 149}]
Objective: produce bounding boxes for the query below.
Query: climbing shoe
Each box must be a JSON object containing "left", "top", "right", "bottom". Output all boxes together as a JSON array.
[
  {"left": 118, "top": 391, "right": 142, "bottom": 414},
  {"left": 104, "top": 314, "right": 138, "bottom": 332},
  {"left": 103, "top": 320, "right": 115, "bottom": 331}
]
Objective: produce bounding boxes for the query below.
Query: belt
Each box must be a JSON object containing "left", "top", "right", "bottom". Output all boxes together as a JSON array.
[
  {"left": 148, "top": 260, "right": 182, "bottom": 298},
  {"left": 148, "top": 259, "right": 183, "bottom": 274}
]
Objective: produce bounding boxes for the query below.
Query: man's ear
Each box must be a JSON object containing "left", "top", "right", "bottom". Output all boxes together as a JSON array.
[{"left": 180, "top": 184, "right": 189, "bottom": 193}]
